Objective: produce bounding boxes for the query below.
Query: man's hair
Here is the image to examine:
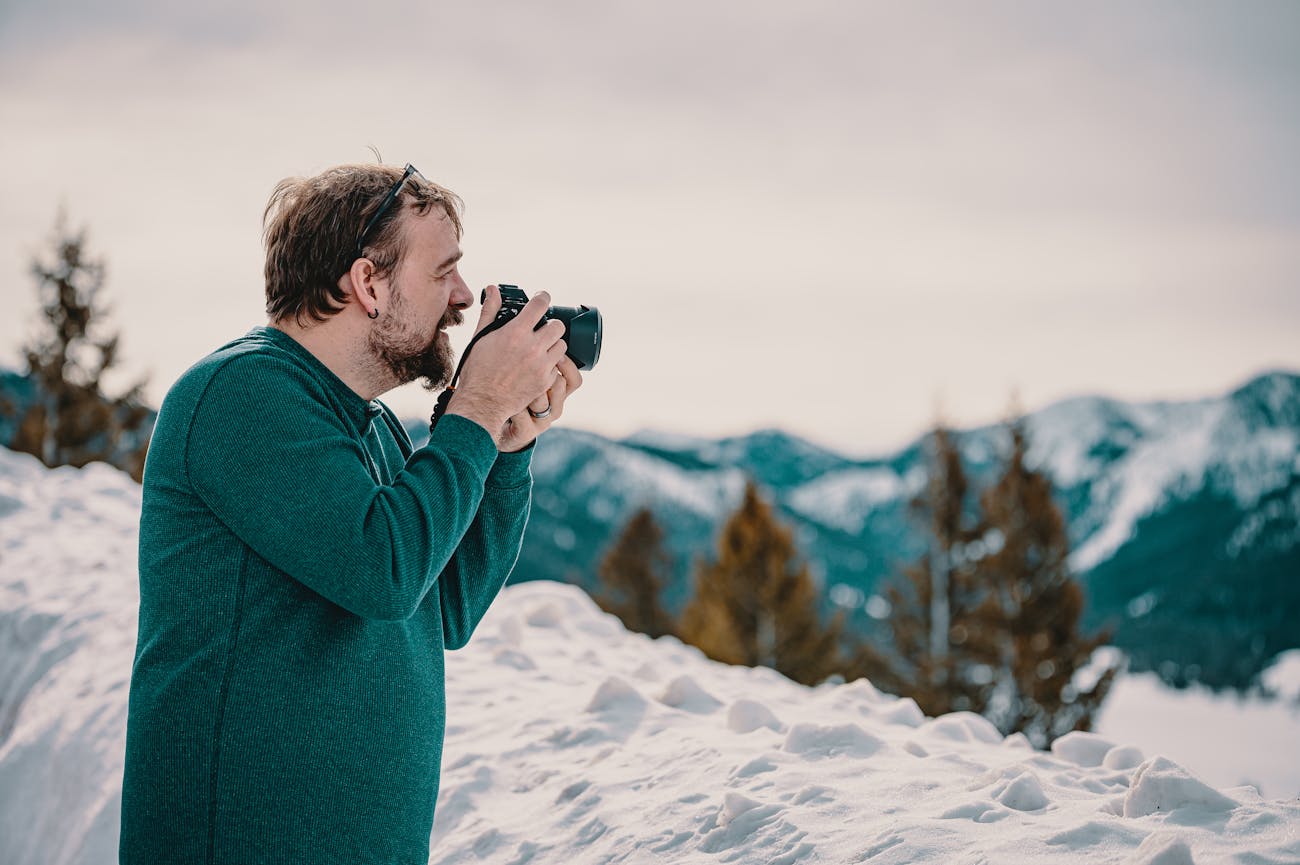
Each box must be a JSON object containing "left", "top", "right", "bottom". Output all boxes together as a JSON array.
[{"left": 262, "top": 164, "right": 464, "bottom": 324}]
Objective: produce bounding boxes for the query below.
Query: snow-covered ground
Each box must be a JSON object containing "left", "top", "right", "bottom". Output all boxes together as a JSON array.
[
  {"left": 1, "top": 448, "right": 1297, "bottom": 864},
  {"left": 1095, "top": 653, "right": 1300, "bottom": 803}
]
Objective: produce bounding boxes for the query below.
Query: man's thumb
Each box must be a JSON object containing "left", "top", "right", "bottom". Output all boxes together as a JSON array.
[{"left": 475, "top": 284, "right": 502, "bottom": 334}]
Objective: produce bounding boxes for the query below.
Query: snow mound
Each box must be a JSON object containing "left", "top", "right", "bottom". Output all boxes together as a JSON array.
[
  {"left": 584, "top": 676, "right": 646, "bottom": 713},
  {"left": 656, "top": 675, "right": 724, "bottom": 714},
  {"left": 1131, "top": 832, "right": 1197, "bottom": 865},
  {"left": 917, "top": 711, "right": 1005, "bottom": 744},
  {"left": 995, "top": 771, "right": 1051, "bottom": 811},
  {"left": 2, "top": 446, "right": 1299, "bottom": 865},
  {"left": 726, "top": 699, "right": 785, "bottom": 734},
  {"left": 1122, "top": 757, "right": 1241, "bottom": 818},
  {"left": 1105, "top": 745, "right": 1147, "bottom": 771},
  {"left": 1052, "top": 731, "right": 1117, "bottom": 767},
  {"left": 781, "top": 722, "right": 885, "bottom": 759}
]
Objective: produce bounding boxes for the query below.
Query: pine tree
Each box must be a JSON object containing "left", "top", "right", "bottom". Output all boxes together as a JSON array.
[
  {"left": 969, "top": 416, "right": 1118, "bottom": 747},
  {"left": 678, "top": 478, "right": 843, "bottom": 686},
  {"left": 848, "top": 425, "right": 987, "bottom": 715},
  {"left": 9, "top": 213, "right": 151, "bottom": 481},
  {"left": 593, "top": 506, "right": 678, "bottom": 639}
]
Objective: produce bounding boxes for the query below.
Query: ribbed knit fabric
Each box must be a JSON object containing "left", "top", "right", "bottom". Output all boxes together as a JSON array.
[{"left": 119, "top": 326, "right": 532, "bottom": 864}]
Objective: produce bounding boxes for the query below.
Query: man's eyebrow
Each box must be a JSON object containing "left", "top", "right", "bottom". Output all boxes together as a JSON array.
[{"left": 436, "top": 250, "right": 463, "bottom": 272}]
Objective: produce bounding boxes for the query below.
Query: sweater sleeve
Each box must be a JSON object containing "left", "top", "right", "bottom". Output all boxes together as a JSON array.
[
  {"left": 437, "top": 448, "right": 533, "bottom": 649},
  {"left": 185, "top": 354, "right": 498, "bottom": 621}
]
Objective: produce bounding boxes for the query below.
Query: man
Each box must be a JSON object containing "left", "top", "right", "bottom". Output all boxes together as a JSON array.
[{"left": 119, "top": 163, "right": 581, "bottom": 863}]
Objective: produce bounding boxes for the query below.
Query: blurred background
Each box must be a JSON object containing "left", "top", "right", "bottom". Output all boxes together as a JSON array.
[
  {"left": 1, "top": 0, "right": 1297, "bottom": 796},
  {"left": 2, "top": 0, "right": 1297, "bottom": 452}
]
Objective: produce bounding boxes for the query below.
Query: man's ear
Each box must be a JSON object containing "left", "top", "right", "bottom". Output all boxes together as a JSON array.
[{"left": 342, "top": 258, "right": 385, "bottom": 318}]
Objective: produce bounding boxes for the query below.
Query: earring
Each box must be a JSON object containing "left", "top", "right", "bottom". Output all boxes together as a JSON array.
[{"left": 368, "top": 308, "right": 379, "bottom": 319}]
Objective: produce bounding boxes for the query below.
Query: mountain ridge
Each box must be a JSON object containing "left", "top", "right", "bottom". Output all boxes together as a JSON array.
[{"left": 4, "top": 365, "right": 1296, "bottom": 689}]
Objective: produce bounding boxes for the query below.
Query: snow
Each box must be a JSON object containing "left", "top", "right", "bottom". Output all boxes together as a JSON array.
[
  {"left": 537, "top": 431, "right": 744, "bottom": 520},
  {"left": 786, "top": 467, "right": 911, "bottom": 533},
  {"left": 1262, "top": 650, "right": 1300, "bottom": 702},
  {"left": 1069, "top": 400, "right": 1228, "bottom": 572},
  {"left": 1095, "top": 668, "right": 1300, "bottom": 802},
  {"left": 1024, "top": 395, "right": 1137, "bottom": 488},
  {"left": 1, "top": 446, "right": 1299, "bottom": 864},
  {"left": 621, "top": 429, "right": 720, "bottom": 454}
]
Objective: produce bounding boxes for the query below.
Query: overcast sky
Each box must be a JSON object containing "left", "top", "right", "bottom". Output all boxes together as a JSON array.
[{"left": 1, "top": 1, "right": 1297, "bottom": 456}]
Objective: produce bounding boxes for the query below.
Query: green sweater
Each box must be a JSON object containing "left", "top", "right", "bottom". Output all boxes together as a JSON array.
[{"left": 120, "top": 325, "right": 532, "bottom": 864}]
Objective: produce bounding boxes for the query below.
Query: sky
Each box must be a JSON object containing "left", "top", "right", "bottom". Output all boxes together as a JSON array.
[{"left": 1, "top": 0, "right": 1297, "bottom": 456}]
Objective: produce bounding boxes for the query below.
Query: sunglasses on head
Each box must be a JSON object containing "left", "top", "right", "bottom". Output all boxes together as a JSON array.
[{"left": 354, "top": 163, "right": 426, "bottom": 262}]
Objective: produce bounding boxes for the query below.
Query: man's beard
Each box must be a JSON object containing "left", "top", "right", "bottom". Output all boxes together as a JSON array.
[{"left": 367, "top": 285, "right": 462, "bottom": 391}]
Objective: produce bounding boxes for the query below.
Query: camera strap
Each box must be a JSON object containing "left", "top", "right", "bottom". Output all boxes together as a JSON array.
[{"left": 428, "top": 316, "right": 513, "bottom": 434}]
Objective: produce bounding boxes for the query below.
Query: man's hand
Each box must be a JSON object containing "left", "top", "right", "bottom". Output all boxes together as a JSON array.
[
  {"left": 445, "top": 285, "right": 583, "bottom": 450},
  {"left": 498, "top": 353, "right": 583, "bottom": 452}
]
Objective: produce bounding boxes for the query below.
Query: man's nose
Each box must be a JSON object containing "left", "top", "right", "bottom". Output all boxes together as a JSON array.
[{"left": 450, "top": 277, "right": 472, "bottom": 310}]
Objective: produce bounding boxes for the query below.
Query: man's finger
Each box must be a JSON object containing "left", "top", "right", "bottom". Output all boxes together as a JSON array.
[
  {"left": 527, "top": 392, "right": 551, "bottom": 414},
  {"left": 538, "top": 318, "right": 566, "bottom": 347},
  {"left": 512, "top": 291, "right": 550, "bottom": 331},
  {"left": 556, "top": 356, "right": 583, "bottom": 392},
  {"left": 547, "top": 368, "right": 568, "bottom": 404},
  {"left": 474, "top": 285, "right": 502, "bottom": 336}
]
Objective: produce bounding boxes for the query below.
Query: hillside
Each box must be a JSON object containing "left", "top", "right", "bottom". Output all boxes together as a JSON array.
[
  {"left": 7, "top": 365, "right": 1297, "bottom": 689},
  {"left": 0, "top": 446, "right": 1296, "bottom": 863}
]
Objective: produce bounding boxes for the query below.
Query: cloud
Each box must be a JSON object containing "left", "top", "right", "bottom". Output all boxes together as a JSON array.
[{"left": 1, "top": 0, "right": 1296, "bottom": 452}]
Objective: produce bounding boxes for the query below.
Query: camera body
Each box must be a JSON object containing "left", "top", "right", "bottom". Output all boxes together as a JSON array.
[{"left": 486, "top": 284, "right": 602, "bottom": 370}]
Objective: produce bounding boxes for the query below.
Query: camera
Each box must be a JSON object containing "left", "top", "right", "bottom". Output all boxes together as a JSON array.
[{"left": 485, "top": 284, "right": 602, "bottom": 370}]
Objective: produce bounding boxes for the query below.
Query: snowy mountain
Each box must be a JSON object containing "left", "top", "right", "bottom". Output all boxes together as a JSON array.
[
  {"left": 0, "top": 445, "right": 1297, "bottom": 863},
  {"left": 502, "top": 371, "right": 1300, "bottom": 691},
  {"left": 6, "top": 366, "right": 1297, "bottom": 689}
]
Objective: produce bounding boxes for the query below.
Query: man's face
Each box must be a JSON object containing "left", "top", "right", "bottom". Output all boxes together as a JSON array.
[{"left": 367, "top": 208, "right": 472, "bottom": 391}]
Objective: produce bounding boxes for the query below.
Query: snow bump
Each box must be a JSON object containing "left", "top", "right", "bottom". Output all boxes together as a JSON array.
[
  {"left": 656, "top": 675, "right": 723, "bottom": 714},
  {"left": 918, "top": 711, "right": 1004, "bottom": 745},
  {"left": 1122, "top": 757, "right": 1240, "bottom": 818},
  {"left": 1051, "top": 731, "right": 1116, "bottom": 767},
  {"left": 995, "top": 771, "right": 1051, "bottom": 812},
  {"left": 1131, "top": 832, "right": 1197, "bottom": 865},
  {"left": 1104, "top": 744, "right": 1146, "bottom": 771},
  {"left": 877, "top": 697, "right": 925, "bottom": 727},
  {"left": 524, "top": 602, "right": 566, "bottom": 629},
  {"left": 726, "top": 699, "right": 785, "bottom": 734},
  {"left": 938, "top": 800, "right": 1010, "bottom": 823},
  {"left": 584, "top": 676, "right": 646, "bottom": 713},
  {"left": 782, "top": 722, "right": 885, "bottom": 759}
]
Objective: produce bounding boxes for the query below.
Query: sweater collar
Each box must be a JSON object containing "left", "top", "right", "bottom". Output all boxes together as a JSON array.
[{"left": 249, "top": 326, "right": 384, "bottom": 431}]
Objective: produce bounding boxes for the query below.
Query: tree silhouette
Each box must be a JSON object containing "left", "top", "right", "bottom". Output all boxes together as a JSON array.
[
  {"left": 969, "top": 416, "right": 1118, "bottom": 746},
  {"left": 853, "top": 417, "right": 1118, "bottom": 746},
  {"left": 593, "top": 506, "right": 678, "bottom": 639},
  {"left": 848, "top": 425, "right": 987, "bottom": 715},
  {"left": 679, "top": 478, "right": 843, "bottom": 686},
  {"left": 9, "top": 212, "right": 150, "bottom": 480}
]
